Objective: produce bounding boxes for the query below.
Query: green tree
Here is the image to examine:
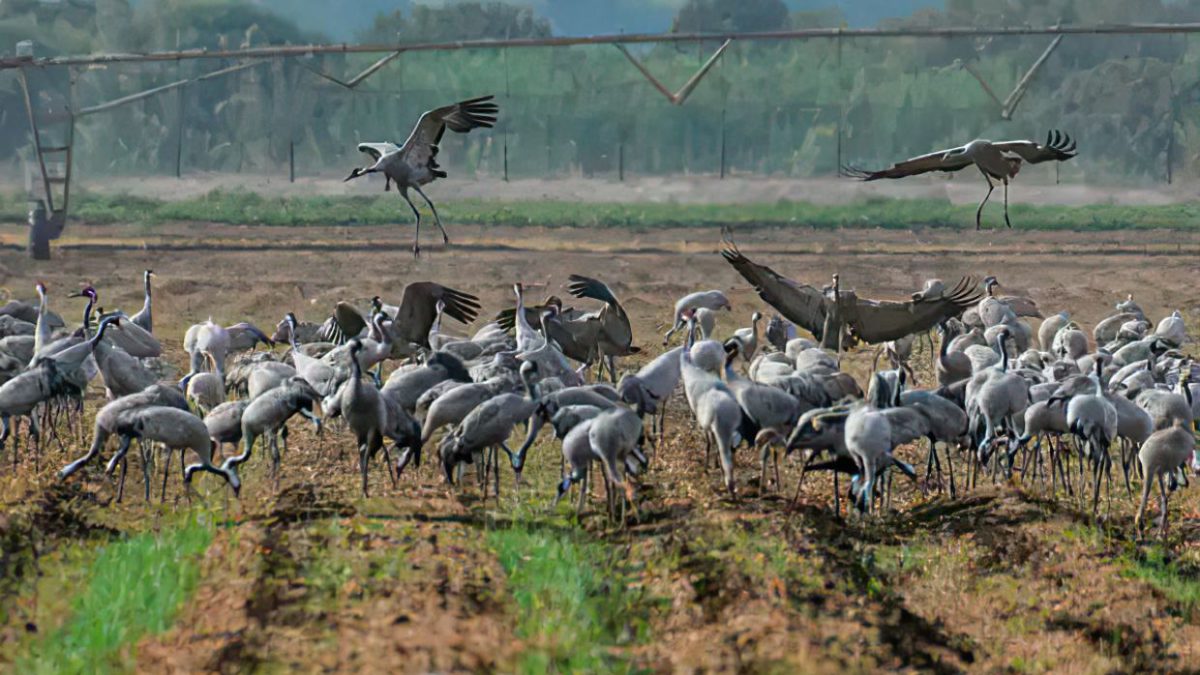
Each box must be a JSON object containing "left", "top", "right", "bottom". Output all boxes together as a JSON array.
[{"left": 359, "top": 2, "right": 551, "bottom": 43}]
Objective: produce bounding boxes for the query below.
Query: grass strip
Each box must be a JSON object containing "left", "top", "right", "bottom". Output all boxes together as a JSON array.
[
  {"left": 1121, "top": 546, "right": 1200, "bottom": 621},
  {"left": 4, "top": 189, "right": 1200, "bottom": 231},
  {"left": 17, "top": 516, "right": 214, "bottom": 674},
  {"left": 488, "top": 525, "right": 647, "bottom": 674}
]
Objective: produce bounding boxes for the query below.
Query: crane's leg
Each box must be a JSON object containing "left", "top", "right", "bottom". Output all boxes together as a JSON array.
[
  {"left": 975, "top": 169, "right": 995, "bottom": 231},
  {"left": 1002, "top": 177, "right": 1013, "bottom": 229},
  {"left": 399, "top": 187, "right": 423, "bottom": 257},
  {"left": 412, "top": 185, "right": 450, "bottom": 245}
]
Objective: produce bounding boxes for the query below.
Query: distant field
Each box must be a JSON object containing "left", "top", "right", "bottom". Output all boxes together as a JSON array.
[{"left": 4, "top": 189, "right": 1200, "bottom": 232}]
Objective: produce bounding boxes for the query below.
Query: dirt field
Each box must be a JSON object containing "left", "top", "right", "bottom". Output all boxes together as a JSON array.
[
  {"left": 1, "top": 221, "right": 1200, "bottom": 673},
  {"left": 68, "top": 171, "right": 1200, "bottom": 207}
]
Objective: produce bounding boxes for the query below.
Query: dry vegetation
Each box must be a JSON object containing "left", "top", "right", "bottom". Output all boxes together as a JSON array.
[{"left": 1, "top": 221, "right": 1200, "bottom": 673}]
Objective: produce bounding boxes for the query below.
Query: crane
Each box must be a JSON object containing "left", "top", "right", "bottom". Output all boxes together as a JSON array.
[
  {"left": 344, "top": 95, "right": 499, "bottom": 257},
  {"left": 843, "top": 130, "right": 1077, "bottom": 230}
]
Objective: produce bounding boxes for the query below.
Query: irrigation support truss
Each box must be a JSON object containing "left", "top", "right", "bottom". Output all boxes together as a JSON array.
[
  {"left": 6, "top": 23, "right": 1200, "bottom": 69},
  {"left": 8, "top": 21, "right": 1200, "bottom": 258}
]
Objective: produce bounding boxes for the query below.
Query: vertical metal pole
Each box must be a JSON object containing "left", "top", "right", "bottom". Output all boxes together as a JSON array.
[
  {"left": 719, "top": 105, "right": 727, "bottom": 179},
  {"left": 503, "top": 41, "right": 511, "bottom": 182},
  {"left": 175, "top": 85, "right": 185, "bottom": 178},
  {"left": 836, "top": 114, "right": 842, "bottom": 176},
  {"left": 836, "top": 34, "right": 844, "bottom": 176},
  {"left": 289, "top": 139, "right": 295, "bottom": 183}
]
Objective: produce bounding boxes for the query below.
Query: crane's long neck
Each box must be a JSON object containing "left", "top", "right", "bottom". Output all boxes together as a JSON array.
[
  {"left": 997, "top": 334, "right": 1009, "bottom": 372},
  {"left": 141, "top": 273, "right": 152, "bottom": 323},
  {"left": 82, "top": 295, "right": 95, "bottom": 337},
  {"left": 89, "top": 317, "right": 117, "bottom": 348},
  {"left": 349, "top": 345, "right": 365, "bottom": 395},
  {"left": 373, "top": 314, "right": 391, "bottom": 347},
  {"left": 286, "top": 316, "right": 301, "bottom": 352},
  {"left": 34, "top": 287, "right": 48, "bottom": 354},
  {"left": 521, "top": 368, "right": 539, "bottom": 402}
]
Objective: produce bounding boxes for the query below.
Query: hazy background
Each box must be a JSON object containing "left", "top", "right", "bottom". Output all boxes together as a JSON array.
[{"left": 3, "top": 0, "right": 1200, "bottom": 189}]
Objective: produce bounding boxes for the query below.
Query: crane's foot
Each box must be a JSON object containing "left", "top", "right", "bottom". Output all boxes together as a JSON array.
[
  {"left": 442, "top": 233, "right": 450, "bottom": 244},
  {"left": 412, "top": 244, "right": 421, "bottom": 258}
]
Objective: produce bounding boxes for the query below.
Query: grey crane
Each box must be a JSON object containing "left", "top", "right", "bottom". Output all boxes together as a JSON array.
[
  {"left": 223, "top": 376, "right": 322, "bottom": 488},
  {"left": 663, "top": 290, "right": 731, "bottom": 345},
  {"left": 439, "top": 362, "right": 540, "bottom": 495},
  {"left": 58, "top": 384, "right": 189, "bottom": 501},
  {"left": 681, "top": 317, "right": 743, "bottom": 497},
  {"left": 339, "top": 340, "right": 388, "bottom": 496},
  {"left": 344, "top": 95, "right": 498, "bottom": 256},
  {"left": 116, "top": 406, "right": 239, "bottom": 498},
  {"left": 555, "top": 407, "right": 645, "bottom": 522},
  {"left": 844, "top": 130, "right": 1078, "bottom": 230},
  {"left": 130, "top": 269, "right": 154, "bottom": 333},
  {"left": 1135, "top": 418, "right": 1196, "bottom": 538}
]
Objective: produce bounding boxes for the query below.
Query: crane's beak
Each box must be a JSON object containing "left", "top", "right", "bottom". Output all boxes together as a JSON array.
[{"left": 344, "top": 168, "right": 364, "bottom": 182}]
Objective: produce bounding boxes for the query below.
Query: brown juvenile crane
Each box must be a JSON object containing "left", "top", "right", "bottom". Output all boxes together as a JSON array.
[
  {"left": 843, "top": 131, "right": 1077, "bottom": 230},
  {"left": 344, "top": 95, "right": 499, "bottom": 256}
]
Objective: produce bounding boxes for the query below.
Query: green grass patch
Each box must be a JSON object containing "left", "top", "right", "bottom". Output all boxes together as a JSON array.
[
  {"left": 488, "top": 525, "right": 648, "bottom": 674},
  {"left": 16, "top": 516, "right": 214, "bottom": 674},
  {"left": 1121, "top": 547, "right": 1200, "bottom": 621},
  {"left": 5, "top": 189, "right": 1200, "bottom": 231}
]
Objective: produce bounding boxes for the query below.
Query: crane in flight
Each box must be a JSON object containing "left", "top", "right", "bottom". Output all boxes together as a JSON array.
[
  {"left": 843, "top": 131, "right": 1077, "bottom": 230},
  {"left": 345, "top": 95, "right": 499, "bottom": 256}
]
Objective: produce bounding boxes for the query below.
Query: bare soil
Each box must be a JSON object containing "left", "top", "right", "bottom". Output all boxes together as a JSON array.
[{"left": 72, "top": 171, "right": 1200, "bottom": 207}]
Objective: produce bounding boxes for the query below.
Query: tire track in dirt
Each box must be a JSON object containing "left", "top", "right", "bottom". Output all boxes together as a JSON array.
[{"left": 138, "top": 476, "right": 517, "bottom": 673}]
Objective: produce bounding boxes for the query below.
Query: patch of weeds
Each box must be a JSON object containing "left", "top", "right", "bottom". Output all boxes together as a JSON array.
[
  {"left": 1120, "top": 546, "right": 1200, "bottom": 620},
  {"left": 16, "top": 515, "right": 213, "bottom": 673},
  {"left": 488, "top": 525, "right": 649, "bottom": 674},
  {"left": 300, "top": 520, "right": 356, "bottom": 607}
]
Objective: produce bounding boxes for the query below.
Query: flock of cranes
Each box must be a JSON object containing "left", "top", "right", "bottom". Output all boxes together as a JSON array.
[{"left": 0, "top": 238, "right": 1188, "bottom": 538}]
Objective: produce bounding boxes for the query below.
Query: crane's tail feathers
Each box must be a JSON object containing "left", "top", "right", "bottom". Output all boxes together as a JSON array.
[{"left": 839, "top": 165, "right": 878, "bottom": 180}]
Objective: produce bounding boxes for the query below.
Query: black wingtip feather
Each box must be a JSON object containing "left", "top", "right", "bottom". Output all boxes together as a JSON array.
[{"left": 839, "top": 165, "right": 877, "bottom": 181}]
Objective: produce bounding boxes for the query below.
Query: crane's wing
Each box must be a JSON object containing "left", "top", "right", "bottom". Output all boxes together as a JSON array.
[
  {"left": 846, "top": 277, "right": 981, "bottom": 344},
  {"left": 322, "top": 301, "right": 368, "bottom": 345},
  {"left": 398, "top": 95, "right": 498, "bottom": 174},
  {"left": 999, "top": 294, "right": 1042, "bottom": 319},
  {"left": 357, "top": 142, "right": 400, "bottom": 163},
  {"left": 993, "top": 130, "right": 1076, "bottom": 164},
  {"left": 566, "top": 274, "right": 620, "bottom": 307},
  {"left": 396, "top": 282, "right": 481, "bottom": 347},
  {"left": 720, "top": 241, "right": 828, "bottom": 338},
  {"left": 841, "top": 145, "right": 974, "bottom": 180}
]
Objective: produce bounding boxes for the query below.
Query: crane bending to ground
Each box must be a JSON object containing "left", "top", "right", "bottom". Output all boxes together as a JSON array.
[
  {"left": 842, "top": 130, "right": 1077, "bottom": 230},
  {"left": 344, "top": 95, "right": 499, "bottom": 257}
]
